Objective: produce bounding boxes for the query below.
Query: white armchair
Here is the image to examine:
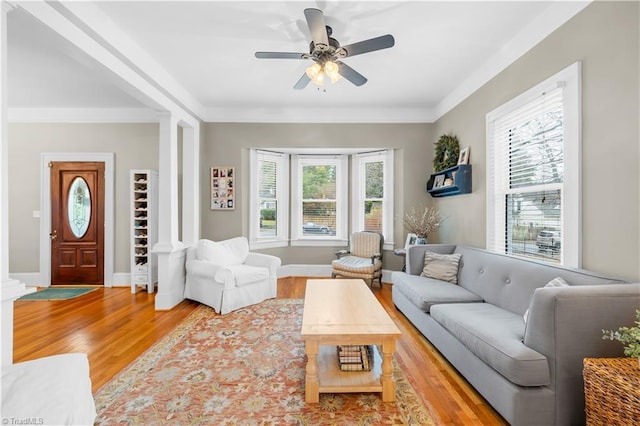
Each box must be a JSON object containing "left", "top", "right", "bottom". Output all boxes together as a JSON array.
[{"left": 184, "top": 237, "right": 281, "bottom": 314}]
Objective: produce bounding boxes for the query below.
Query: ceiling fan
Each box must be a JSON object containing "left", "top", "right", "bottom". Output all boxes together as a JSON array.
[{"left": 255, "top": 8, "right": 395, "bottom": 89}]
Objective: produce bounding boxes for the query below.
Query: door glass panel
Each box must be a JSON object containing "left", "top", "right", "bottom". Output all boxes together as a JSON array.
[{"left": 68, "top": 177, "right": 91, "bottom": 238}]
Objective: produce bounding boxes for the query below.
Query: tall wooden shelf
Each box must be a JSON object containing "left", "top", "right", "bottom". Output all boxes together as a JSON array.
[
  {"left": 427, "top": 164, "right": 472, "bottom": 197},
  {"left": 130, "top": 170, "right": 158, "bottom": 293}
]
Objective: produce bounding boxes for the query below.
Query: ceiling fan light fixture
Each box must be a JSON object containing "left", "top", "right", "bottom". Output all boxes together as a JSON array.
[
  {"left": 311, "top": 71, "right": 325, "bottom": 86},
  {"left": 305, "top": 62, "right": 322, "bottom": 80},
  {"left": 324, "top": 60, "right": 341, "bottom": 83}
]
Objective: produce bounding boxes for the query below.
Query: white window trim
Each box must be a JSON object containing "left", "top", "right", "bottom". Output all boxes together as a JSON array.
[
  {"left": 486, "top": 62, "right": 581, "bottom": 267},
  {"left": 351, "top": 150, "right": 395, "bottom": 250},
  {"left": 291, "top": 154, "right": 349, "bottom": 247},
  {"left": 249, "top": 149, "right": 289, "bottom": 250}
]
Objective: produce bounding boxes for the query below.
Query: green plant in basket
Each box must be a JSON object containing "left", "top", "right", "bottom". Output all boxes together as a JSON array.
[{"left": 602, "top": 309, "right": 640, "bottom": 358}]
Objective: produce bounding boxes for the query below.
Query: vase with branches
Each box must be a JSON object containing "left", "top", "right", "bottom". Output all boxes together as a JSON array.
[{"left": 402, "top": 205, "right": 445, "bottom": 241}]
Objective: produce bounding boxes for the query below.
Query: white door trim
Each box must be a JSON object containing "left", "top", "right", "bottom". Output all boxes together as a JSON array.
[{"left": 40, "top": 153, "right": 115, "bottom": 287}]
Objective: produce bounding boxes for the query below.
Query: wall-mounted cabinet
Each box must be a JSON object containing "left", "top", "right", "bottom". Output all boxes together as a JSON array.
[
  {"left": 130, "top": 170, "right": 158, "bottom": 293},
  {"left": 426, "top": 164, "right": 472, "bottom": 197}
]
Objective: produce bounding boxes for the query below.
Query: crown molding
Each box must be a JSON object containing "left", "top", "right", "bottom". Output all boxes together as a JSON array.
[
  {"left": 2, "top": 2, "right": 17, "bottom": 13},
  {"left": 433, "top": 1, "right": 591, "bottom": 121},
  {"left": 8, "top": 108, "right": 161, "bottom": 123},
  {"left": 203, "top": 106, "right": 437, "bottom": 124}
]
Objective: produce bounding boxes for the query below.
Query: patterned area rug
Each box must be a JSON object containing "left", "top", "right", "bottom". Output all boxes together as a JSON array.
[{"left": 94, "top": 299, "right": 436, "bottom": 425}]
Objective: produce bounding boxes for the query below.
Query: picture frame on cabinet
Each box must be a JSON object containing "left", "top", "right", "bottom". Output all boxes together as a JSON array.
[
  {"left": 458, "top": 147, "right": 470, "bottom": 165},
  {"left": 211, "top": 166, "right": 235, "bottom": 210},
  {"left": 404, "top": 233, "right": 418, "bottom": 250},
  {"left": 434, "top": 174, "right": 445, "bottom": 188}
]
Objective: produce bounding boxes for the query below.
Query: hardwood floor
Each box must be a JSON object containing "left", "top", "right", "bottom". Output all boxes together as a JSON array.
[{"left": 13, "top": 278, "right": 506, "bottom": 425}]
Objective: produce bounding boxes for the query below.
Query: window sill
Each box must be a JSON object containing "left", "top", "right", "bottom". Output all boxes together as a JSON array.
[
  {"left": 291, "top": 239, "right": 348, "bottom": 247},
  {"left": 249, "top": 240, "right": 289, "bottom": 250}
]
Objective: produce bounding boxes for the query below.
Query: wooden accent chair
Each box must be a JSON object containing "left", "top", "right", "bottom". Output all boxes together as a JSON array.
[{"left": 331, "top": 231, "right": 383, "bottom": 288}]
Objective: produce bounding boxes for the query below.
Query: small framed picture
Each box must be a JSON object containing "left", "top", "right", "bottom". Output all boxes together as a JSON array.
[
  {"left": 434, "top": 174, "right": 445, "bottom": 188},
  {"left": 404, "top": 233, "right": 418, "bottom": 250},
  {"left": 211, "top": 166, "right": 235, "bottom": 210},
  {"left": 458, "top": 147, "right": 470, "bottom": 165}
]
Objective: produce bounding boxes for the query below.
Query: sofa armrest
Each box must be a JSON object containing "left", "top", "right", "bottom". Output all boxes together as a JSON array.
[
  {"left": 406, "top": 244, "right": 457, "bottom": 275},
  {"left": 523, "top": 283, "right": 640, "bottom": 425},
  {"left": 245, "top": 252, "right": 282, "bottom": 277}
]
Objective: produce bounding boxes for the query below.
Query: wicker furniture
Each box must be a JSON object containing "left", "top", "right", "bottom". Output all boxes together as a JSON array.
[{"left": 583, "top": 357, "right": 640, "bottom": 425}]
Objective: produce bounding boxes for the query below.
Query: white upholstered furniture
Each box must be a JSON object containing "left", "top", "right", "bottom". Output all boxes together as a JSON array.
[
  {"left": 331, "top": 231, "right": 384, "bottom": 288},
  {"left": 184, "top": 237, "right": 281, "bottom": 314},
  {"left": 1, "top": 353, "right": 97, "bottom": 425}
]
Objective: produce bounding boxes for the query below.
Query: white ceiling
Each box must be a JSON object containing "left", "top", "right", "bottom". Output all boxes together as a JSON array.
[{"left": 7, "top": 1, "right": 589, "bottom": 123}]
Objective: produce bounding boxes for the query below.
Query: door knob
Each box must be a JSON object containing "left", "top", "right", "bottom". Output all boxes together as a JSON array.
[{"left": 50, "top": 230, "right": 58, "bottom": 240}]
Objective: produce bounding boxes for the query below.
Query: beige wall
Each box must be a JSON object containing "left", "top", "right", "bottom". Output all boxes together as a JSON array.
[
  {"left": 8, "top": 123, "right": 159, "bottom": 275},
  {"left": 432, "top": 1, "right": 640, "bottom": 281},
  {"left": 201, "top": 123, "right": 434, "bottom": 269}
]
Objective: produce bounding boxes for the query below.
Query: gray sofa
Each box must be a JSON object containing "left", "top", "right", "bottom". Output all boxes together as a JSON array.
[{"left": 391, "top": 244, "right": 640, "bottom": 426}]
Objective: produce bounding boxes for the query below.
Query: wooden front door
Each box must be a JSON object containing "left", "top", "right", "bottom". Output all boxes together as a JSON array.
[{"left": 50, "top": 162, "right": 105, "bottom": 285}]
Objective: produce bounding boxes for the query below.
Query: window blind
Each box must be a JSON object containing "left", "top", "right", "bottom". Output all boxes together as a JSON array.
[
  {"left": 256, "top": 151, "right": 285, "bottom": 239},
  {"left": 490, "top": 87, "right": 564, "bottom": 262}
]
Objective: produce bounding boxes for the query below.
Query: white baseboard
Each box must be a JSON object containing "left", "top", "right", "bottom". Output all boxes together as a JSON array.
[
  {"left": 9, "top": 273, "right": 42, "bottom": 286},
  {"left": 277, "top": 265, "right": 394, "bottom": 284},
  {"left": 277, "top": 264, "right": 333, "bottom": 278},
  {"left": 111, "top": 273, "right": 130, "bottom": 287},
  {"left": 11, "top": 267, "right": 396, "bottom": 288}
]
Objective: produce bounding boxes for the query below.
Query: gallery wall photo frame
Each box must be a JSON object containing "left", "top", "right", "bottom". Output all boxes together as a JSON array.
[{"left": 210, "top": 166, "right": 235, "bottom": 210}]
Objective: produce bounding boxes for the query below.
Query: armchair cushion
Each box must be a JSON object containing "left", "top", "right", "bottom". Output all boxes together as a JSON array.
[
  {"left": 332, "top": 256, "right": 382, "bottom": 274},
  {"left": 350, "top": 232, "right": 382, "bottom": 258},
  {"left": 197, "top": 237, "right": 248, "bottom": 265}
]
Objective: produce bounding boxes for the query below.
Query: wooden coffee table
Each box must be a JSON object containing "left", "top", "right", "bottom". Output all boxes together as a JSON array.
[{"left": 301, "top": 279, "right": 401, "bottom": 403}]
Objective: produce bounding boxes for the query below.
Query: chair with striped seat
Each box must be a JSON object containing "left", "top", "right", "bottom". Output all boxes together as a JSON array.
[{"left": 331, "top": 231, "right": 383, "bottom": 288}]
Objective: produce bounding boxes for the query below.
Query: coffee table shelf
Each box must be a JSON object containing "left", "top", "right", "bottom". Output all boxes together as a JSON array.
[{"left": 316, "top": 345, "right": 382, "bottom": 393}]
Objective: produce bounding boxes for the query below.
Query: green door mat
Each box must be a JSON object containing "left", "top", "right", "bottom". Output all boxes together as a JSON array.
[{"left": 17, "top": 287, "right": 98, "bottom": 301}]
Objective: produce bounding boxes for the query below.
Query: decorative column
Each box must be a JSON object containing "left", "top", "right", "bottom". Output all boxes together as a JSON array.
[
  {"left": 181, "top": 123, "right": 200, "bottom": 246},
  {"left": 0, "top": 1, "right": 29, "bottom": 366},
  {"left": 152, "top": 113, "right": 186, "bottom": 310}
]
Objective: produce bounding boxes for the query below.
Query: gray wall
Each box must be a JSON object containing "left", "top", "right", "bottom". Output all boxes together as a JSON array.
[
  {"left": 201, "top": 123, "right": 434, "bottom": 269},
  {"left": 8, "top": 2, "right": 637, "bottom": 281},
  {"left": 8, "top": 123, "right": 159, "bottom": 275},
  {"left": 432, "top": 1, "right": 640, "bottom": 281}
]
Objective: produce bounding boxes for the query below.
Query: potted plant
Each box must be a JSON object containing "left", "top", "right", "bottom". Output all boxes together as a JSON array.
[
  {"left": 602, "top": 309, "right": 640, "bottom": 367},
  {"left": 402, "top": 205, "right": 445, "bottom": 243}
]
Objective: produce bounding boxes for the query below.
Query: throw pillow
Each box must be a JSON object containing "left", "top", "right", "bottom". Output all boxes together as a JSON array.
[
  {"left": 420, "top": 251, "right": 462, "bottom": 284},
  {"left": 523, "top": 277, "right": 570, "bottom": 323}
]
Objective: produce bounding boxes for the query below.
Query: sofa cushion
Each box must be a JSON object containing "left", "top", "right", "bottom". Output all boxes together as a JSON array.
[
  {"left": 431, "top": 303, "right": 550, "bottom": 386},
  {"left": 391, "top": 272, "right": 482, "bottom": 312},
  {"left": 421, "top": 251, "right": 462, "bottom": 284}
]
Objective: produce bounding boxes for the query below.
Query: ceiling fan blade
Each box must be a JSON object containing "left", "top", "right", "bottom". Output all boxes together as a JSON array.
[
  {"left": 337, "top": 62, "right": 367, "bottom": 87},
  {"left": 255, "top": 52, "right": 308, "bottom": 59},
  {"left": 340, "top": 34, "right": 395, "bottom": 57},
  {"left": 304, "top": 8, "right": 328, "bottom": 47},
  {"left": 294, "top": 73, "right": 311, "bottom": 90}
]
